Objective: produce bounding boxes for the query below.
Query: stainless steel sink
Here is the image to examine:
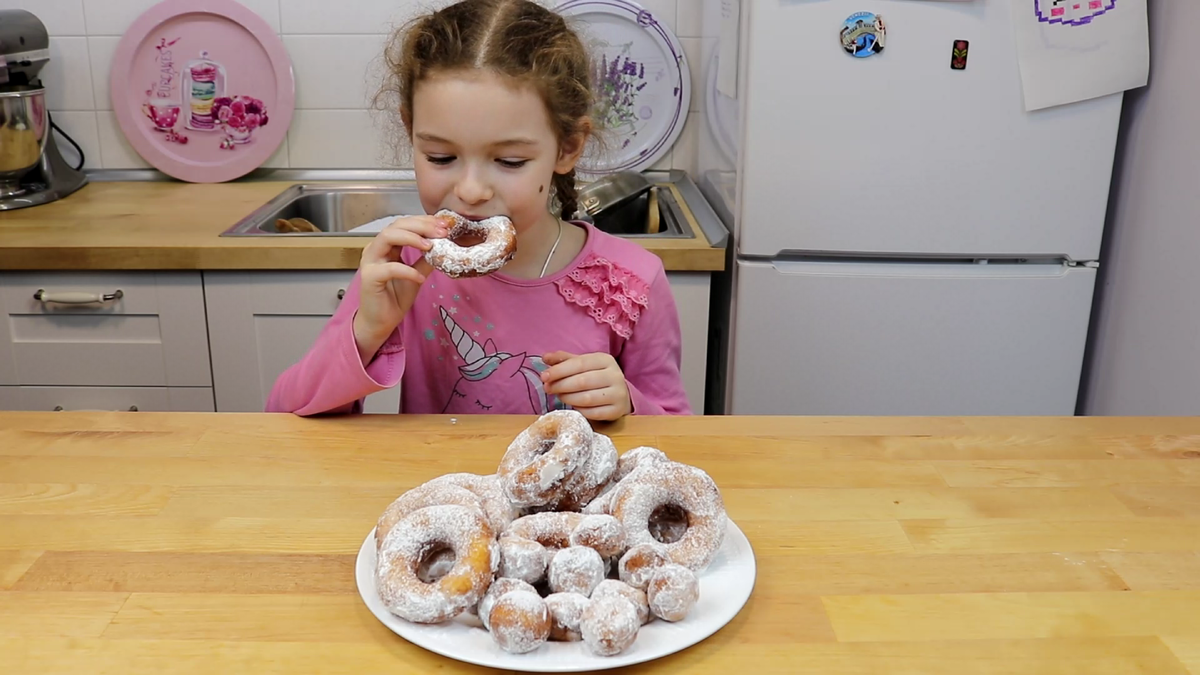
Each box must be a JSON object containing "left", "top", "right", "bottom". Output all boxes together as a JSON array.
[{"left": 220, "top": 182, "right": 694, "bottom": 239}]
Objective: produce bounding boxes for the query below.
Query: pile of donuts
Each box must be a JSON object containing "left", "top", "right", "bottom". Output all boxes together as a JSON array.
[{"left": 373, "top": 410, "right": 727, "bottom": 657}]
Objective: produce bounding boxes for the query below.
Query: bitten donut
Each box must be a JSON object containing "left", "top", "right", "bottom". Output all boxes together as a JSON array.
[
  {"left": 376, "top": 504, "right": 498, "bottom": 623},
  {"left": 545, "top": 592, "right": 589, "bottom": 642},
  {"left": 424, "top": 210, "right": 517, "bottom": 278},
  {"left": 499, "top": 410, "right": 594, "bottom": 507},
  {"left": 610, "top": 461, "right": 727, "bottom": 572}
]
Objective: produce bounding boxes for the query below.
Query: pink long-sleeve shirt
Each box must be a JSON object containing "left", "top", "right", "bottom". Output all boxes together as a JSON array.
[{"left": 266, "top": 223, "right": 691, "bottom": 416}]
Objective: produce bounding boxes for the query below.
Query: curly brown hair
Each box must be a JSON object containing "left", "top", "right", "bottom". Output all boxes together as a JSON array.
[{"left": 379, "top": 0, "right": 594, "bottom": 219}]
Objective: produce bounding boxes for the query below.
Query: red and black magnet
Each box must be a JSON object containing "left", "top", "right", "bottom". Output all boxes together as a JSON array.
[{"left": 951, "top": 40, "right": 969, "bottom": 70}]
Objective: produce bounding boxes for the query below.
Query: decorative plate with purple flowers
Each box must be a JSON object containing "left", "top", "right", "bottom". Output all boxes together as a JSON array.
[{"left": 558, "top": 0, "right": 691, "bottom": 176}]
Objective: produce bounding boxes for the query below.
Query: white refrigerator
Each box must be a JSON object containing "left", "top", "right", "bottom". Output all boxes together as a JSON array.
[{"left": 696, "top": 0, "right": 1124, "bottom": 415}]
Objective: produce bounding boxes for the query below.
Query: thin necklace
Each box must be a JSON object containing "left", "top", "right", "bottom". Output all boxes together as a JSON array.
[{"left": 539, "top": 218, "right": 564, "bottom": 278}]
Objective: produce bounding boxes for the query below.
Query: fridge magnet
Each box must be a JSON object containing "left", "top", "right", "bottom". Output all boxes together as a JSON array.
[
  {"left": 1035, "top": 0, "right": 1117, "bottom": 27},
  {"left": 840, "top": 12, "right": 886, "bottom": 58},
  {"left": 950, "top": 40, "right": 969, "bottom": 70}
]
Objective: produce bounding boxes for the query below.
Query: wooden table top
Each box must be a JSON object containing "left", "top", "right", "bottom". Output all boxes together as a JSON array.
[
  {"left": 0, "top": 182, "right": 725, "bottom": 272},
  {"left": 3, "top": 412, "right": 1200, "bottom": 674}
]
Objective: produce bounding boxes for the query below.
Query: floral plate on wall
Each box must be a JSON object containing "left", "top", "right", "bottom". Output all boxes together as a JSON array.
[
  {"left": 110, "top": 0, "right": 295, "bottom": 183},
  {"left": 558, "top": 0, "right": 691, "bottom": 176}
]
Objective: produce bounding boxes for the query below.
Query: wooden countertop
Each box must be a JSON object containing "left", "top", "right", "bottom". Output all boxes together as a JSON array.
[
  {"left": 0, "top": 182, "right": 726, "bottom": 272},
  {"left": 4, "top": 412, "right": 1200, "bottom": 674}
]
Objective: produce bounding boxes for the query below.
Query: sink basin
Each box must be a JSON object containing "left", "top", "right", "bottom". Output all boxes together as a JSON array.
[{"left": 220, "top": 182, "right": 694, "bottom": 239}]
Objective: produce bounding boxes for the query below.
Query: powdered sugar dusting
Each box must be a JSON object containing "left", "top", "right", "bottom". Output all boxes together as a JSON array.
[
  {"left": 499, "top": 411, "right": 593, "bottom": 507},
  {"left": 489, "top": 590, "right": 550, "bottom": 654},
  {"left": 646, "top": 563, "right": 699, "bottom": 622},
  {"left": 570, "top": 514, "right": 627, "bottom": 559},
  {"left": 611, "top": 461, "right": 727, "bottom": 572},
  {"left": 425, "top": 210, "right": 516, "bottom": 278},
  {"left": 506, "top": 512, "right": 585, "bottom": 549},
  {"left": 498, "top": 536, "right": 550, "bottom": 585},
  {"left": 581, "top": 594, "right": 639, "bottom": 656},
  {"left": 615, "top": 446, "right": 668, "bottom": 482},
  {"left": 549, "top": 546, "right": 606, "bottom": 596},
  {"left": 592, "top": 579, "right": 650, "bottom": 625},
  {"left": 618, "top": 543, "right": 669, "bottom": 590},
  {"left": 479, "top": 577, "right": 537, "bottom": 631},
  {"left": 545, "top": 592, "right": 589, "bottom": 641}
]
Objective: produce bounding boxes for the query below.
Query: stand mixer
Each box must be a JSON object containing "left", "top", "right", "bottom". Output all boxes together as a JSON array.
[{"left": 0, "top": 9, "right": 88, "bottom": 210}]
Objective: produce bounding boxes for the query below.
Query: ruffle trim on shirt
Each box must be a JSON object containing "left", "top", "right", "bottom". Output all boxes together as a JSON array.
[{"left": 555, "top": 254, "right": 650, "bottom": 339}]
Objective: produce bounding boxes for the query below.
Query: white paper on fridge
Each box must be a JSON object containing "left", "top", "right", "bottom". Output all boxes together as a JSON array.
[{"left": 1011, "top": 0, "right": 1149, "bottom": 111}]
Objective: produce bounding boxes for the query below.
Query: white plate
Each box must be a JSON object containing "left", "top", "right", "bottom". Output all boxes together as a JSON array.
[
  {"left": 355, "top": 520, "right": 756, "bottom": 672},
  {"left": 558, "top": 0, "right": 691, "bottom": 176}
]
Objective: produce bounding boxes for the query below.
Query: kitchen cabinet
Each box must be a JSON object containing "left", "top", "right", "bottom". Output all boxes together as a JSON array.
[
  {"left": 204, "top": 271, "right": 402, "bottom": 414},
  {"left": 0, "top": 272, "right": 214, "bottom": 411},
  {"left": 205, "top": 271, "right": 710, "bottom": 415},
  {"left": 3, "top": 386, "right": 215, "bottom": 412}
]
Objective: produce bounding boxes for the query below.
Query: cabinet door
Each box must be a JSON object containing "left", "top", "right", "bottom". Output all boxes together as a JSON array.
[
  {"left": 666, "top": 272, "right": 711, "bottom": 415},
  {"left": 11, "top": 386, "right": 215, "bottom": 412},
  {"left": 0, "top": 386, "right": 17, "bottom": 410},
  {"left": 204, "top": 271, "right": 401, "bottom": 413},
  {"left": 0, "top": 272, "right": 211, "bottom": 387}
]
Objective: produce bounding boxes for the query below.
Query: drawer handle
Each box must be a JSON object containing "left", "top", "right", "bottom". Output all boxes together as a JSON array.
[
  {"left": 337, "top": 288, "right": 346, "bottom": 300},
  {"left": 34, "top": 289, "right": 124, "bottom": 305},
  {"left": 53, "top": 405, "right": 139, "bottom": 412}
]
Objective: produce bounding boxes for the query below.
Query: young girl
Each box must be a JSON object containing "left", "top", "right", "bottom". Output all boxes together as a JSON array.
[{"left": 267, "top": 0, "right": 690, "bottom": 420}]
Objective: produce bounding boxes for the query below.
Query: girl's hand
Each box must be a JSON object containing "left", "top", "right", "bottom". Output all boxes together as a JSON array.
[
  {"left": 541, "top": 351, "right": 633, "bottom": 421},
  {"left": 353, "top": 214, "right": 451, "bottom": 363}
]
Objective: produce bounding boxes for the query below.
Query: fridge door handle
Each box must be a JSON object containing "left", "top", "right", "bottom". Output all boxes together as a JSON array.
[{"left": 768, "top": 259, "right": 1073, "bottom": 278}]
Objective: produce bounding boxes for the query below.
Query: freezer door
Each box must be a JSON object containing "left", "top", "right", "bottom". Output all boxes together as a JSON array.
[
  {"left": 738, "top": 0, "right": 1121, "bottom": 259},
  {"left": 728, "top": 259, "right": 1096, "bottom": 415}
]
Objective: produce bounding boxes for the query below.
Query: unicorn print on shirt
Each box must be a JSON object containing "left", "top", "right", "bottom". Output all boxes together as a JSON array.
[{"left": 437, "top": 306, "right": 567, "bottom": 414}]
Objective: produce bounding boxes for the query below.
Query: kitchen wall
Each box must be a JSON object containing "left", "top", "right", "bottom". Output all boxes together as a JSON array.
[
  {"left": 1080, "top": 0, "right": 1200, "bottom": 415},
  {"left": 6, "top": 0, "right": 709, "bottom": 173}
]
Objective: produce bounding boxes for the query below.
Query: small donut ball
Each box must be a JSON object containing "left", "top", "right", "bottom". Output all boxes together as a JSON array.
[
  {"left": 478, "top": 577, "right": 537, "bottom": 631},
  {"left": 498, "top": 536, "right": 549, "bottom": 585},
  {"left": 580, "top": 594, "right": 639, "bottom": 657},
  {"left": 488, "top": 590, "right": 551, "bottom": 654},
  {"left": 591, "top": 579, "right": 650, "bottom": 625},
  {"left": 646, "top": 563, "right": 699, "bottom": 622},
  {"left": 548, "top": 546, "right": 605, "bottom": 596},
  {"left": 569, "top": 514, "right": 627, "bottom": 559},
  {"left": 544, "top": 592, "right": 590, "bottom": 642},
  {"left": 617, "top": 543, "right": 669, "bottom": 591}
]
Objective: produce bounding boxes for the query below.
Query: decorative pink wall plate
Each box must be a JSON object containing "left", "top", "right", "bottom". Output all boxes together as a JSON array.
[{"left": 110, "top": 0, "right": 295, "bottom": 183}]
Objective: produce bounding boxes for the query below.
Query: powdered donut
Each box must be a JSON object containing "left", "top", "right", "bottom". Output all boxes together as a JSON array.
[
  {"left": 375, "top": 483, "right": 483, "bottom": 551},
  {"left": 545, "top": 592, "right": 589, "bottom": 642},
  {"left": 582, "top": 482, "right": 618, "bottom": 515},
  {"left": 569, "top": 514, "right": 627, "bottom": 559},
  {"left": 436, "top": 473, "right": 520, "bottom": 535},
  {"left": 610, "top": 461, "right": 727, "bottom": 572},
  {"left": 617, "top": 543, "right": 669, "bottom": 591},
  {"left": 614, "top": 446, "right": 669, "bottom": 482},
  {"left": 376, "top": 504, "right": 498, "bottom": 623},
  {"left": 550, "top": 432, "right": 619, "bottom": 511},
  {"left": 424, "top": 210, "right": 517, "bottom": 279},
  {"left": 505, "top": 511, "right": 585, "bottom": 550},
  {"left": 646, "top": 563, "right": 699, "bottom": 622},
  {"left": 488, "top": 590, "right": 551, "bottom": 654},
  {"left": 498, "top": 535, "right": 550, "bottom": 585},
  {"left": 548, "top": 545, "right": 606, "bottom": 596},
  {"left": 580, "top": 594, "right": 639, "bottom": 656},
  {"left": 498, "top": 410, "right": 594, "bottom": 507},
  {"left": 478, "top": 577, "right": 537, "bottom": 631},
  {"left": 591, "top": 579, "right": 650, "bottom": 625}
]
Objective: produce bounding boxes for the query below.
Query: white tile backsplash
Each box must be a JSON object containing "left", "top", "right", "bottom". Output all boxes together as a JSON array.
[
  {"left": 288, "top": 110, "right": 401, "bottom": 168},
  {"left": 30, "top": 0, "right": 699, "bottom": 172},
  {"left": 86, "top": 36, "right": 120, "bottom": 110},
  {"left": 83, "top": 0, "right": 280, "bottom": 35},
  {"left": 284, "top": 35, "right": 389, "bottom": 110},
  {"left": 671, "top": 111, "right": 699, "bottom": 176},
  {"left": 0, "top": 0, "right": 86, "bottom": 36},
  {"left": 680, "top": 36, "right": 715, "bottom": 114},
  {"left": 281, "top": 0, "right": 421, "bottom": 35},
  {"left": 96, "top": 110, "right": 150, "bottom": 169},
  {"left": 47, "top": 110, "right": 102, "bottom": 170},
  {"left": 44, "top": 37, "right": 94, "bottom": 111}
]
